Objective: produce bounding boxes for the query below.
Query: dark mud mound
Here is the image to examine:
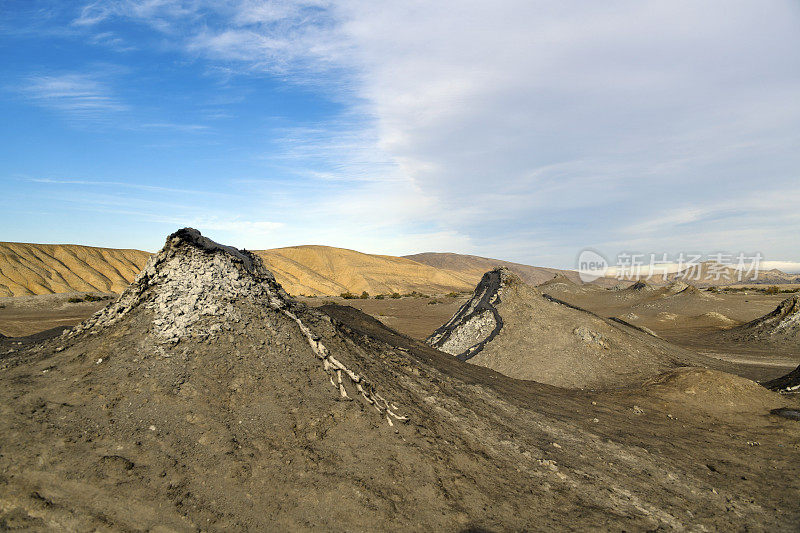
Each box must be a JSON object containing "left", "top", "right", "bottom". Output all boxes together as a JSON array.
[
  {"left": 763, "top": 364, "right": 800, "bottom": 393},
  {"left": 427, "top": 268, "right": 714, "bottom": 389},
  {"left": 2, "top": 231, "right": 800, "bottom": 531},
  {"left": 771, "top": 408, "right": 800, "bottom": 421},
  {"left": 628, "top": 280, "right": 655, "bottom": 292},
  {"left": 737, "top": 296, "right": 800, "bottom": 340}
]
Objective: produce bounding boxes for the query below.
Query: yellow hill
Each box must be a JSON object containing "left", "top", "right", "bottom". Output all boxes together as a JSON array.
[
  {"left": 254, "top": 245, "right": 475, "bottom": 296},
  {"left": 0, "top": 242, "right": 150, "bottom": 297},
  {"left": 0, "top": 242, "right": 476, "bottom": 297}
]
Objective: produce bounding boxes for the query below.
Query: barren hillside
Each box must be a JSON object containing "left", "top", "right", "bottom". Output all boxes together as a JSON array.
[
  {"left": 254, "top": 245, "right": 474, "bottom": 296},
  {"left": 0, "top": 242, "right": 475, "bottom": 297},
  {"left": 0, "top": 242, "right": 150, "bottom": 297}
]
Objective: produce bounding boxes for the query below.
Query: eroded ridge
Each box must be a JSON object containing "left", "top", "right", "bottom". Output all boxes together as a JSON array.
[{"left": 426, "top": 267, "right": 507, "bottom": 361}]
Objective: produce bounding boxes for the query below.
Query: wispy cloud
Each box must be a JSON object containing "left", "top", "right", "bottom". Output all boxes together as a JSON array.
[
  {"left": 140, "top": 122, "right": 210, "bottom": 133},
  {"left": 25, "top": 177, "right": 201, "bottom": 195},
  {"left": 20, "top": 73, "right": 127, "bottom": 118}
]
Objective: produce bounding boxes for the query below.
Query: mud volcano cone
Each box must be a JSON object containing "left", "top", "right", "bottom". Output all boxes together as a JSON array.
[
  {"left": 61, "top": 228, "right": 408, "bottom": 424},
  {"left": 427, "top": 267, "right": 710, "bottom": 388}
]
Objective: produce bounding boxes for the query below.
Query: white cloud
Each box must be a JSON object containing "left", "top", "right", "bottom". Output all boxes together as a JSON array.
[
  {"left": 71, "top": 0, "right": 800, "bottom": 265},
  {"left": 20, "top": 73, "right": 127, "bottom": 117}
]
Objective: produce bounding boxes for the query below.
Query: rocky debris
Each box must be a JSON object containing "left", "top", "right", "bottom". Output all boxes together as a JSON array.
[
  {"left": 771, "top": 408, "right": 800, "bottom": 420},
  {"left": 573, "top": 326, "right": 610, "bottom": 349},
  {"left": 664, "top": 280, "right": 689, "bottom": 293},
  {"left": 628, "top": 281, "right": 654, "bottom": 292},
  {"left": 656, "top": 312, "right": 678, "bottom": 321}
]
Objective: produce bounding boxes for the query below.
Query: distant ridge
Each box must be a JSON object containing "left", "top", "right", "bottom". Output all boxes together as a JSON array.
[
  {"left": 4, "top": 241, "right": 794, "bottom": 298},
  {"left": 254, "top": 246, "right": 475, "bottom": 296},
  {"left": 0, "top": 241, "right": 475, "bottom": 297},
  {"left": 404, "top": 251, "right": 619, "bottom": 287},
  {"left": 404, "top": 252, "right": 581, "bottom": 286}
]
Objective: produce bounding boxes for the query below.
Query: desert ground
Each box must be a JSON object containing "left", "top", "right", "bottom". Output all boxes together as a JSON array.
[{"left": 1, "top": 231, "right": 799, "bottom": 530}]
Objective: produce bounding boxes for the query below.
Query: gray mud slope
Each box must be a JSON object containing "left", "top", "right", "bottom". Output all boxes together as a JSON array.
[
  {"left": 1, "top": 230, "right": 799, "bottom": 531},
  {"left": 428, "top": 268, "right": 720, "bottom": 389},
  {"left": 734, "top": 295, "right": 800, "bottom": 342}
]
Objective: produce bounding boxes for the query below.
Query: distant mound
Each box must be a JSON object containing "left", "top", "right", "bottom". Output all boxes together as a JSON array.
[
  {"left": 427, "top": 268, "right": 711, "bottom": 389},
  {"left": 538, "top": 273, "right": 576, "bottom": 287},
  {"left": 639, "top": 368, "right": 785, "bottom": 418},
  {"left": 537, "top": 273, "right": 599, "bottom": 296},
  {"left": 667, "top": 261, "right": 800, "bottom": 287},
  {"left": 736, "top": 296, "right": 800, "bottom": 341},
  {"left": 696, "top": 312, "right": 738, "bottom": 328},
  {"left": 0, "top": 241, "right": 150, "bottom": 297},
  {"left": 627, "top": 280, "right": 657, "bottom": 292}
]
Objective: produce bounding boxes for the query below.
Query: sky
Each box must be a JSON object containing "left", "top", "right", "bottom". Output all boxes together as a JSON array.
[{"left": 1, "top": 1, "right": 799, "bottom": 271}]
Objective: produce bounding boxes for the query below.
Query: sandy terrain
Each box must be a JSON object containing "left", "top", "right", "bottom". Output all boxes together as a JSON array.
[{"left": 0, "top": 293, "right": 114, "bottom": 337}]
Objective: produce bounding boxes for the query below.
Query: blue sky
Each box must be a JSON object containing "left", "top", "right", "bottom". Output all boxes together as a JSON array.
[{"left": 2, "top": 1, "right": 799, "bottom": 271}]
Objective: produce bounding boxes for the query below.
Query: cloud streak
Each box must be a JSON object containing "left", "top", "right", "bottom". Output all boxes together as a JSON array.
[{"left": 20, "top": 73, "right": 127, "bottom": 117}]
